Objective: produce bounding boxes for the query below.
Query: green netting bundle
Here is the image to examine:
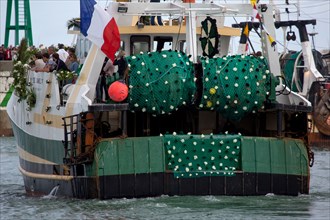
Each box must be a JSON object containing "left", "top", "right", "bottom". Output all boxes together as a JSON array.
[
  {"left": 164, "top": 133, "right": 241, "bottom": 178},
  {"left": 127, "top": 50, "right": 196, "bottom": 115},
  {"left": 200, "top": 55, "right": 272, "bottom": 121}
]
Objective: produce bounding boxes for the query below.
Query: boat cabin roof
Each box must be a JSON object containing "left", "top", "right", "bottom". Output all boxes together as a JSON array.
[{"left": 119, "top": 25, "right": 240, "bottom": 36}]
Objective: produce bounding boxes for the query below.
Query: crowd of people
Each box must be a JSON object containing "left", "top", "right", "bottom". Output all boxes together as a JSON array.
[
  {"left": 30, "top": 44, "right": 80, "bottom": 74},
  {"left": 0, "top": 45, "right": 17, "bottom": 60},
  {"left": 1, "top": 43, "right": 129, "bottom": 103},
  {"left": 1, "top": 43, "right": 81, "bottom": 74}
]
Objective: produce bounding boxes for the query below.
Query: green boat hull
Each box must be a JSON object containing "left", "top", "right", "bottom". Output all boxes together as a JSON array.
[{"left": 14, "top": 120, "right": 309, "bottom": 198}]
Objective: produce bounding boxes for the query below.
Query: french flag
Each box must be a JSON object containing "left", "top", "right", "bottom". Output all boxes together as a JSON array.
[{"left": 81, "top": 0, "right": 120, "bottom": 62}]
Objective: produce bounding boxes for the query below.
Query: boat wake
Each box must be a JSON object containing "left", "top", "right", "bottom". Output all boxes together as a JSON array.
[{"left": 43, "top": 185, "right": 60, "bottom": 199}]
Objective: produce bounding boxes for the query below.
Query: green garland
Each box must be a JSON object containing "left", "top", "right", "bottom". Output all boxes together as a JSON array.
[
  {"left": 56, "top": 70, "right": 75, "bottom": 81},
  {"left": 12, "top": 38, "right": 36, "bottom": 110}
]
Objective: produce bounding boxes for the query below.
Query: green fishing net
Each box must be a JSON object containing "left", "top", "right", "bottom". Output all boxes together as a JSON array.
[
  {"left": 127, "top": 50, "right": 196, "bottom": 115},
  {"left": 164, "top": 133, "right": 241, "bottom": 178},
  {"left": 199, "top": 55, "right": 272, "bottom": 121}
]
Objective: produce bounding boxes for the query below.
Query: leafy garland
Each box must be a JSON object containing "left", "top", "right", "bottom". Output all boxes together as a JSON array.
[
  {"left": 56, "top": 70, "right": 75, "bottom": 81},
  {"left": 12, "top": 38, "right": 36, "bottom": 110},
  {"left": 67, "top": 17, "right": 80, "bottom": 30}
]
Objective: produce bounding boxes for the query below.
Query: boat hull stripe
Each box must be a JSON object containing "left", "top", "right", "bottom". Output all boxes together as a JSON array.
[
  {"left": 11, "top": 120, "right": 64, "bottom": 164},
  {"left": 19, "top": 164, "right": 73, "bottom": 181},
  {"left": 18, "top": 146, "right": 56, "bottom": 165}
]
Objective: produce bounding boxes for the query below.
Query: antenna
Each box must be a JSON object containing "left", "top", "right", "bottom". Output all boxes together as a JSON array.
[{"left": 296, "top": 0, "right": 300, "bottom": 19}]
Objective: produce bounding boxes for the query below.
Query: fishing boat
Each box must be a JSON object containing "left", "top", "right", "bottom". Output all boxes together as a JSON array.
[{"left": 7, "top": 1, "right": 327, "bottom": 199}]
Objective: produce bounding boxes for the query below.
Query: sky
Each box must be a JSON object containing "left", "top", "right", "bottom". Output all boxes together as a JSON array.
[{"left": 0, "top": 0, "right": 329, "bottom": 53}]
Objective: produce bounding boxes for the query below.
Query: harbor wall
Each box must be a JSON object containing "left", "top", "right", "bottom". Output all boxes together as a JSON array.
[{"left": 0, "top": 61, "right": 14, "bottom": 136}]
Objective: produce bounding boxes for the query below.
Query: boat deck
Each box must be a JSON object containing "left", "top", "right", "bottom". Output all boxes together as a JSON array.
[
  {"left": 88, "top": 103, "right": 129, "bottom": 112},
  {"left": 88, "top": 102, "right": 312, "bottom": 113}
]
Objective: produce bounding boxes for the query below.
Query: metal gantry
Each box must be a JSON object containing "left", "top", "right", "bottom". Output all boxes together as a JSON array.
[{"left": 4, "top": 0, "right": 33, "bottom": 47}]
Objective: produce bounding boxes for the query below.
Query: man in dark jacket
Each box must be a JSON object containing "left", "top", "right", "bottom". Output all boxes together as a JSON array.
[
  {"left": 53, "top": 53, "right": 69, "bottom": 71},
  {"left": 113, "top": 50, "right": 128, "bottom": 79}
]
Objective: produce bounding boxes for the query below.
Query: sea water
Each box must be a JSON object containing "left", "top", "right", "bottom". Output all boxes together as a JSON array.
[{"left": 0, "top": 136, "right": 329, "bottom": 220}]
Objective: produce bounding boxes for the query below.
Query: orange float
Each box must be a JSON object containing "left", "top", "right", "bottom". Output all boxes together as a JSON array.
[{"left": 108, "top": 81, "right": 129, "bottom": 102}]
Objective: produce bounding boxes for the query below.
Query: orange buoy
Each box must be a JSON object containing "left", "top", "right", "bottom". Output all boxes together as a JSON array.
[{"left": 108, "top": 81, "right": 128, "bottom": 102}]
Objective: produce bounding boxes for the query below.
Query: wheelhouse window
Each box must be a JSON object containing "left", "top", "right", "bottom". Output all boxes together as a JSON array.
[
  {"left": 178, "top": 40, "right": 186, "bottom": 53},
  {"left": 153, "top": 36, "right": 173, "bottom": 51},
  {"left": 130, "top": 35, "right": 150, "bottom": 55}
]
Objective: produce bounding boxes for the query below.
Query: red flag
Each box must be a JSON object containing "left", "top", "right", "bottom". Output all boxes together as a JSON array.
[{"left": 252, "top": 2, "right": 261, "bottom": 20}]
